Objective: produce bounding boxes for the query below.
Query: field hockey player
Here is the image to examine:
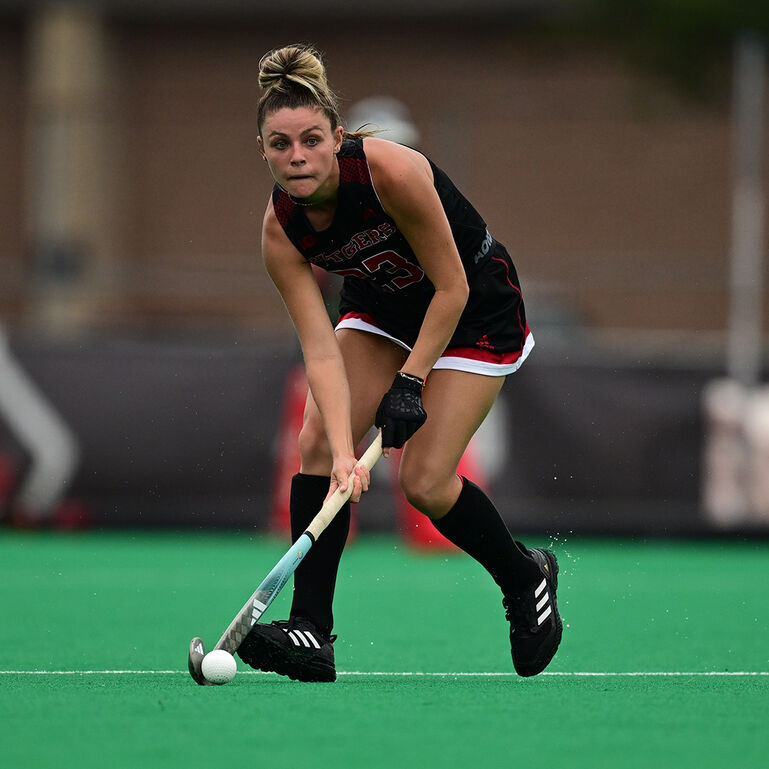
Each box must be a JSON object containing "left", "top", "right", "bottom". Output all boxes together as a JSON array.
[{"left": 237, "top": 43, "right": 563, "bottom": 682}]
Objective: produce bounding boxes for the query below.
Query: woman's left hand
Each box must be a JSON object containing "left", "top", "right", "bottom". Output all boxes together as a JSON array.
[
  {"left": 375, "top": 372, "right": 427, "bottom": 454},
  {"left": 325, "top": 455, "right": 371, "bottom": 504}
]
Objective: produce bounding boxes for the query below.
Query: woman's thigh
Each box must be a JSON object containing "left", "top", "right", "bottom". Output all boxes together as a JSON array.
[
  {"left": 299, "top": 329, "right": 408, "bottom": 473},
  {"left": 399, "top": 369, "right": 505, "bottom": 514}
]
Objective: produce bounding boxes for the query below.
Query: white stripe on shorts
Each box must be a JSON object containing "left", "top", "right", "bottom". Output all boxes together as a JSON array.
[
  {"left": 335, "top": 316, "right": 534, "bottom": 377},
  {"left": 335, "top": 316, "right": 412, "bottom": 351}
]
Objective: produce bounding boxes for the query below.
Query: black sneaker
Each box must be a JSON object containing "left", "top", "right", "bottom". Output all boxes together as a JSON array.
[
  {"left": 503, "top": 548, "right": 562, "bottom": 677},
  {"left": 237, "top": 617, "right": 336, "bottom": 682}
]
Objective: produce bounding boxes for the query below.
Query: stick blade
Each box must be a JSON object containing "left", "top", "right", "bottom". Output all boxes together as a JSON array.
[{"left": 188, "top": 637, "right": 213, "bottom": 686}]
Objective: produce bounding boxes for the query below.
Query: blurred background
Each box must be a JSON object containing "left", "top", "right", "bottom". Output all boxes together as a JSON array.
[{"left": 1, "top": 0, "right": 768, "bottom": 537}]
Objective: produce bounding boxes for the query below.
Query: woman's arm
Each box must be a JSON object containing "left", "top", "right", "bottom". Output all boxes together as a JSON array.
[
  {"left": 364, "top": 137, "right": 470, "bottom": 380},
  {"left": 262, "top": 205, "right": 365, "bottom": 497}
]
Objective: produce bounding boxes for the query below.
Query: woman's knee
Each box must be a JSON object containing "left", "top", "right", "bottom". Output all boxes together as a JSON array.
[
  {"left": 398, "top": 458, "right": 457, "bottom": 517},
  {"left": 297, "top": 418, "right": 331, "bottom": 473}
]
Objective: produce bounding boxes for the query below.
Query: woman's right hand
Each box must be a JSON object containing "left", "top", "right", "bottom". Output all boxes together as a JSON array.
[{"left": 325, "top": 454, "right": 371, "bottom": 505}]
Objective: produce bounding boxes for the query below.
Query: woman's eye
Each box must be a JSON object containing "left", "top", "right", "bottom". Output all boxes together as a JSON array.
[{"left": 306, "top": 136, "right": 319, "bottom": 146}]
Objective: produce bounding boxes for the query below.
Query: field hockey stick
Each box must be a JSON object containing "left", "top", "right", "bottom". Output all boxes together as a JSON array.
[{"left": 188, "top": 430, "right": 383, "bottom": 685}]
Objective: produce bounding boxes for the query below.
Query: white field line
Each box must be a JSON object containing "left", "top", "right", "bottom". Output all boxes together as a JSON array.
[{"left": 0, "top": 670, "right": 767, "bottom": 677}]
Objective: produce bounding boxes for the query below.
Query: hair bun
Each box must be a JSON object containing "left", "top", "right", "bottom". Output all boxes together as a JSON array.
[
  {"left": 258, "top": 44, "right": 328, "bottom": 99},
  {"left": 256, "top": 43, "right": 344, "bottom": 135}
]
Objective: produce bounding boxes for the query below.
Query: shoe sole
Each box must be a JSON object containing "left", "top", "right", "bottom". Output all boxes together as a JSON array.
[{"left": 241, "top": 631, "right": 336, "bottom": 683}]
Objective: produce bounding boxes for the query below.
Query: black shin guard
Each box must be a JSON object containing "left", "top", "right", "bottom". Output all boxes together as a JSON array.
[
  {"left": 430, "top": 477, "right": 541, "bottom": 596},
  {"left": 288, "top": 473, "right": 350, "bottom": 636}
]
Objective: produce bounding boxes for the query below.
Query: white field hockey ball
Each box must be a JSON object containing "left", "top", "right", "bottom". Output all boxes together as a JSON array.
[{"left": 201, "top": 649, "right": 237, "bottom": 684}]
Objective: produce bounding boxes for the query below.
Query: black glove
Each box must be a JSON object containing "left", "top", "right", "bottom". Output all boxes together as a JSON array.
[{"left": 375, "top": 372, "right": 427, "bottom": 449}]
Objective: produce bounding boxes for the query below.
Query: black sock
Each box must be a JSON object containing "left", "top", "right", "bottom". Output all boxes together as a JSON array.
[
  {"left": 430, "top": 477, "right": 541, "bottom": 596},
  {"left": 288, "top": 473, "right": 350, "bottom": 636}
]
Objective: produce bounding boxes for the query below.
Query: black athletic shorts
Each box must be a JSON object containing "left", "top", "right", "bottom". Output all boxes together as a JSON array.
[{"left": 336, "top": 242, "right": 534, "bottom": 376}]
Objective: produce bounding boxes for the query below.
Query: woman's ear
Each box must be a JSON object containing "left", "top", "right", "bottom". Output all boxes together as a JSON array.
[
  {"left": 257, "top": 135, "right": 266, "bottom": 160},
  {"left": 333, "top": 125, "right": 344, "bottom": 153}
]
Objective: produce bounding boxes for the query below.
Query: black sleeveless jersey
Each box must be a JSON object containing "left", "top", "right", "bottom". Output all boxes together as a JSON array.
[{"left": 272, "top": 137, "right": 526, "bottom": 351}]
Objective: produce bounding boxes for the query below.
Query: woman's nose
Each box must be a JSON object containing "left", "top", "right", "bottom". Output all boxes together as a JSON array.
[{"left": 290, "top": 144, "right": 306, "bottom": 165}]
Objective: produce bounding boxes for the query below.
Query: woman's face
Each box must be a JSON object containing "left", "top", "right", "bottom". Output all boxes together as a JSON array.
[{"left": 259, "top": 106, "right": 343, "bottom": 203}]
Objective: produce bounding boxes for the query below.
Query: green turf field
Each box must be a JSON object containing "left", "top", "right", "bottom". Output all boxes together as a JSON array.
[{"left": 1, "top": 531, "right": 767, "bottom": 768}]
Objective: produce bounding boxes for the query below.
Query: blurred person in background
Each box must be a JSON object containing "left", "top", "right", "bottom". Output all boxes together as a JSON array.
[
  {"left": 238, "top": 44, "right": 562, "bottom": 682},
  {"left": 346, "top": 95, "right": 421, "bottom": 149}
]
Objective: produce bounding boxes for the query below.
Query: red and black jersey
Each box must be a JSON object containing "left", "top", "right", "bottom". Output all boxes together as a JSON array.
[{"left": 272, "top": 137, "right": 529, "bottom": 357}]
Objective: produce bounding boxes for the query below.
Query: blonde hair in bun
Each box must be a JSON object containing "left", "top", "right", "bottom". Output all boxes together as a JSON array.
[
  {"left": 257, "top": 44, "right": 377, "bottom": 140},
  {"left": 257, "top": 44, "right": 341, "bottom": 134}
]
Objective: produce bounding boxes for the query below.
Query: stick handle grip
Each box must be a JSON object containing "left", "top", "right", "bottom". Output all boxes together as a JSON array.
[{"left": 305, "top": 431, "right": 383, "bottom": 540}]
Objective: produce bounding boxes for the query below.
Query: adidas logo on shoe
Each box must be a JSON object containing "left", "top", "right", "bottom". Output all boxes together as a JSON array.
[{"left": 286, "top": 627, "right": 322, "bottom": 650}]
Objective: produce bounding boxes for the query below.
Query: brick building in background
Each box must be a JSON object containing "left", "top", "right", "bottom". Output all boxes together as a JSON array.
[
  {"left": 0, "top": 2, "right": 759, "bottom": 345},
  {"left": 1, "top": 2, "right": 767, "bottom": 533}
]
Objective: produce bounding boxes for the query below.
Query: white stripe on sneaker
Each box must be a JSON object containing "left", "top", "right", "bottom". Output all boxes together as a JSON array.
[
  {"left": 536, "top": 593, "right": 549, "bottom": 612},
  {"left": 534, "top": 578, "right": 547, "bottom": 598},
  {"left": 538, "top": 605, "right": 553, "bottom": 625},
  {"left": 286, "top": 627, "right": 322, "bottom": 649}
]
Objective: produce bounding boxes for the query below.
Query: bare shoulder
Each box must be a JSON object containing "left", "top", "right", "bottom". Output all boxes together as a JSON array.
[
  {"left": 262, "top": 200, "right": 291, "bottom": 254},
  {"left": 261, "top": 199, "right": 305, "bottom": 277},
  {"left": 363, "top": 137, "right": 433, "bottom": 194},
  {"left": 262, "top": 199, "right": 282, "bottom": 242}
]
